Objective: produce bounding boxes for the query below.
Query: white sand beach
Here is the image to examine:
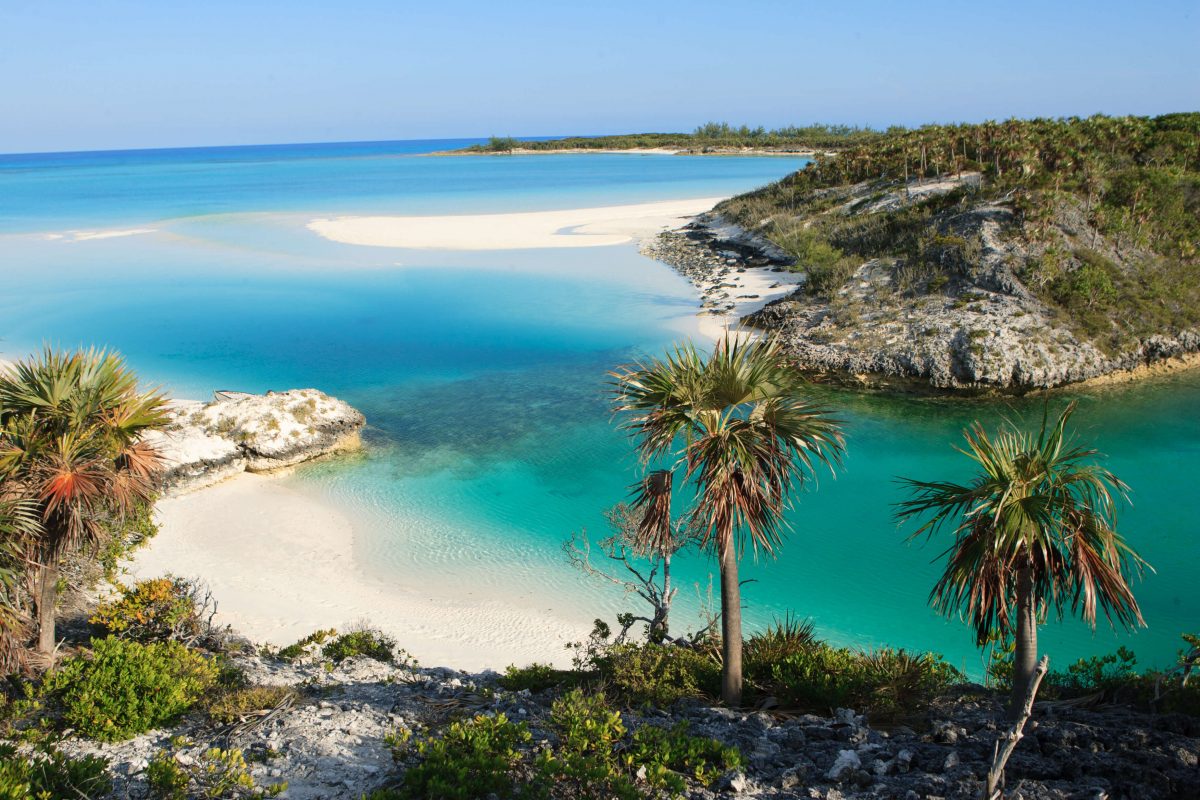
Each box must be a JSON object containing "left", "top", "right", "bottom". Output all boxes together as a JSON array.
[
  {"left": 307, "top": 198, "right": 724, "bottom": 250},
  {"left": 130, "top": 474, "right": 591, "bottom": 671},
  {"left": 694, "top": 267, "right": 803, "bottom": 342}
]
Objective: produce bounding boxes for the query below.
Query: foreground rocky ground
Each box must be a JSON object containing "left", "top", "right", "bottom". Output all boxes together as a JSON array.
[{"left": 54, "top": 645, "right": 1200, "bottom": 800}]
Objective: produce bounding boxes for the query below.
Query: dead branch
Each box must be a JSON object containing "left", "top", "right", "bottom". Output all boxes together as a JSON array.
[{"left": 983, "top": 654, "right": 1049, "bottom": 800}]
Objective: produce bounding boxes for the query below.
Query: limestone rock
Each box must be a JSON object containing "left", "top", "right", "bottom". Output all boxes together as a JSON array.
[{"left": 145, "top": 389, "right": 365, "bottom": 494}]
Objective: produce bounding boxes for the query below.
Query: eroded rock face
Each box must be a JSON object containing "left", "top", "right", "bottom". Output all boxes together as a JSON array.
[
  {"left": 649, "top": 192, "right": 1200, "bottom": 394},
  {"left": 144, "top": 389, "right": 365, "bottom": 494}
]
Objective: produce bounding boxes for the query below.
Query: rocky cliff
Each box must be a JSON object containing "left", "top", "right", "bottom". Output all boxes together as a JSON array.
[
  {"left": 650, "top": 175, "right": 1199, "bottom": 393},
  {"left": 144, "top": 389, "right": 365, "bottom": 494}
]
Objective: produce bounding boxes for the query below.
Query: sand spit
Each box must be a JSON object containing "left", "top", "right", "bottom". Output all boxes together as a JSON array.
[{"left": 307, "top": 198, "right": 725, "bottom": 250}]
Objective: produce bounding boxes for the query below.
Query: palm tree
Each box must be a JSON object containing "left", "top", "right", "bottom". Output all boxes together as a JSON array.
[
  {"left": 0, "top": 497, "right": 41, "bottom": 673},
  {"left": 895, "top": 403, "right": 1147, "bottom": 715},
  {"left": 611, "top": 334, "right": 845, "bottom": 706},
  {"left": 0, "top": 348, "right": 168, "bottom": 656}
]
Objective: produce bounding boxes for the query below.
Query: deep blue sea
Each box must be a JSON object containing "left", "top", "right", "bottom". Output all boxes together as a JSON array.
[{"left": 2, "top": 138, "right": 1196, "bottom": 676}]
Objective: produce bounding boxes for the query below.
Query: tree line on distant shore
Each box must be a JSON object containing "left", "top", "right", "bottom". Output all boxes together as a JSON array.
[{"left": 463, "top": 121, "right": 884, "bottom": 153}]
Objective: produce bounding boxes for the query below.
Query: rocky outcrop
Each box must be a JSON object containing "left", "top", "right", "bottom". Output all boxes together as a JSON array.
[
  {"left": 641, "top": 217, "right": 800, "bottom": 322},
  {"left": 647, "top": 185, "right": 1200, "bottom": 393},
  {"left": 59, "top": 648, "right": 1200, "bottom": 799},
  {"left": 144, "top": 389, "right": 365, "bottom": 494}
]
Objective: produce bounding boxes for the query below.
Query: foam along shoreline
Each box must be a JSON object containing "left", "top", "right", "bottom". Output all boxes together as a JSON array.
[
  {"left": 306, "top": 198, "right": 725, "bottom": 250},
  {"left": 132, "top": 473, "right": 591, "bottom": 670}
]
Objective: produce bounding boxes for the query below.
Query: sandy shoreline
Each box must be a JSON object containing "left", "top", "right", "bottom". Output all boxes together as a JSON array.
[
  {"left": 307, "top": 198, "right": 724, "bottom": 250},
  {"left": 130, "top": 474, "right": 591, "bottom": 671}
]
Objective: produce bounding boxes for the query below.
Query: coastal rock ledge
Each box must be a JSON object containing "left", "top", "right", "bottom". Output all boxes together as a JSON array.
[{"left": 145, "top": 389, "right": 365, "bottom": 494}]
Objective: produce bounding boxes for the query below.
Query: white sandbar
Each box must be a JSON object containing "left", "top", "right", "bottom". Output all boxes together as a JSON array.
[{"left": 307, "top": 198, "right": 725, "bottom": 250}]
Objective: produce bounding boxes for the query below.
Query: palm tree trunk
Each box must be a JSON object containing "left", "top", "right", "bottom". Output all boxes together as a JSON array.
[
  {"left": 718, "top": 531, "right": 743, "bottom": 707},
  {"left": 1011, "top": 566, "right": 1038, "bottom": 718},
  {"left": 36, "top": 562, "right": 58, "bottom": 656}
]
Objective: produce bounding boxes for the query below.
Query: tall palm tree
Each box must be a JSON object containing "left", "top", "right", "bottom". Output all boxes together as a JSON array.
[
  {"left": 895, "top": 403, "right": 1147, "bottom": 715},
  {"left": 0, "top": 348, "right": 168, "bottom": 656},
  {"left": 611, "top": 334, "right": 845, "bottom": 706}
]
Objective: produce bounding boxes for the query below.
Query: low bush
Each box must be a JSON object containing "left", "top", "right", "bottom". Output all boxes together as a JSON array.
[
  {"left": 387, "top": 690, "right": 741, "bottom": 799},
  {"left": 396, "top": 713, "right": 531, "bottom": 800},
  {"left": 628, "top": 722, "right": 744, "bottom": 787},
  {"left": 747, "top": 639, "right": 959, "bottom": 720},
  {"left": 205, "top": 685, "right": 296, "bottom": 725},
  {"left": 741, "top": 615, "right": 817, "bottom": 666},
  {"left": 91, "top": 576, "right": 211, "bottom": 645},
  {"left": 44, "top": 637, "right": 218, "bottom": 742},
  {"left": 322, "top": 629, "right": 396, "bottom": 664},
  {"left": 147, "top": 745, "right": 286, "bottom": 799},
  {"left": 275, "top": 628, "right": 337, "bottom": 661},
  {"left": 537, "top": 690, "right": 639, "bottom": 799},
  {"left": 0, "top": 742, "right": 111, "bottom": 799},
  {"left": 499, "top": 663, "right": 578, "bottom": 693},
  {"left": 595, "top": 643, "right": 720, "bottom": 707}
]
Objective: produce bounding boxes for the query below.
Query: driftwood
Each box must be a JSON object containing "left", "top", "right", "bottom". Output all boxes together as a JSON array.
[{"left": 983, "top": 654, "right": 1049, "bottom": 800}]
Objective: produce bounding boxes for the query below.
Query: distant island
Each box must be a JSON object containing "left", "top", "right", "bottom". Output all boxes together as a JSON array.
[
  {"left": 644, "top": 113, "right": 1200, "bottom": 392},
  {"left": 445, "top": 122, "right": 883, "bottom": 155}
]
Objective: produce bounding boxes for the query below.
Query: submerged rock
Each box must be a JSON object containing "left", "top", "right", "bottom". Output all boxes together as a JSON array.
[{"left": 145, "top": 389, "right": 365, "bottom": 494}]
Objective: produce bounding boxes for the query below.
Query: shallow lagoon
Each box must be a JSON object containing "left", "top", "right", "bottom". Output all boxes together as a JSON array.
[{"left": 2, "top": 140, "right": 1196, "bottom": 676}]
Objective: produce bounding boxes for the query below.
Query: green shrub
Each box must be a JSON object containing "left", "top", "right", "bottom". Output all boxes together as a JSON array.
[
  {"left": 498, "top": 663, "right": 577, "bottom": 693},
  {"left": 596, "top": 644, "right": 720, "bottom": 707},
  {"left": 398, "top": 713, "right": 531, "bottom": 800},
  {"left": 91, "top": 576, "right": 207, "bottom": 644},
  {"left": 322, "top": 629, "right": 396, "bottom": 663},
  {"left": 147, "top": 745, "right": 286, "bottom": 799},
  {"left": 628, "top": 722, "right": 743, "bottom": 787},
  {"left": 538, "top": 690, "right": 640, "bottom": 799},
  {"left": 205, "top": 685, "right": 296, "bottom": 725},
  {"left": 750, "top": 641, "right": 958, "bottom": 719},
  {"left": 1050, "top": 646, "right": 1139, "bottom": 696},
  {"left": 45, "top": 637, "right": 218, "bottom": 742},
  {"left": 742, "top": 615, "right": 817, "bottom": 667},
  {"left": 0, "top": 742, "right": 112, "bottom": 799},
  {"left": 275, "top": 628, "right": 337, "bottom": 661},
  {"left": 96, "top": 502, "right": 159, "bottom": 581}
]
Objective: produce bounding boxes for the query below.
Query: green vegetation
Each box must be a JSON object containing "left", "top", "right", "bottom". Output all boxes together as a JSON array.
[
  {"left": 716, "top": 113, "right": 1200, "bottom": 350},
  {"left": 611, "top": 334, "right": 845, "bottom": 706},
  {"left": 896, "top": 403, "right": 1147, "bottom": 716},
  {"left": 459, "top": 122, "right": 881, "bottom": 154},
  {"left": 498, "top": 663, "right": 579, "bottom": 693},
  {"left": 44, "top": 636, "right": 218, "bottom": 741},
  {"left": 592, "top": 642, "right": 720, "bottom": 708},
  {"left": 389, "top": 690, "right": 742, "bottom": 799},
  {"left": 204, "top": 685, "right": 295, "bottom": 725},
  {"left": 506, "top": 614, "right": 956, "bottom": 721},
  {"left": 275, "top": 627, "right": 338, "bottom": 661},
  {"left": 0, "top": 347, "right": 169, "bottom": 658},
  {"left": 390, "top": 714, "right": 530, "bottom": 799},
  {"left": 322, "top": 628, "right": 398, "bottom": 663},
  {"left": 147, "top": 744, "right": 286, "bottom": 799},
  {"left": 0, "top": 742, "right": 111, "bottom": 799},
  {"left": 749, "top": 642, "right": 961, "bottom": 720},
  {"left": 90, "top": 576, "right": 211, "bottom": 645}
]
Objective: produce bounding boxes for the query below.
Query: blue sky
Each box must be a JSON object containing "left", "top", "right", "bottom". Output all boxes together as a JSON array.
[{"left": 1, "top": 0, "right": 1197, "bottom": 153}]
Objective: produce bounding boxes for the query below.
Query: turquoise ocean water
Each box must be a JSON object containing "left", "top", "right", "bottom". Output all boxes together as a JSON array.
[{"left": 2, "top": 139, "right": 1196, "bottom": 676}]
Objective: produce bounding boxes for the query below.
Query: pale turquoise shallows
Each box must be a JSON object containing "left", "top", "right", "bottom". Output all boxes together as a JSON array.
[{"left": 2, "top": 139, "right": 1196, "bottom": 677}]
